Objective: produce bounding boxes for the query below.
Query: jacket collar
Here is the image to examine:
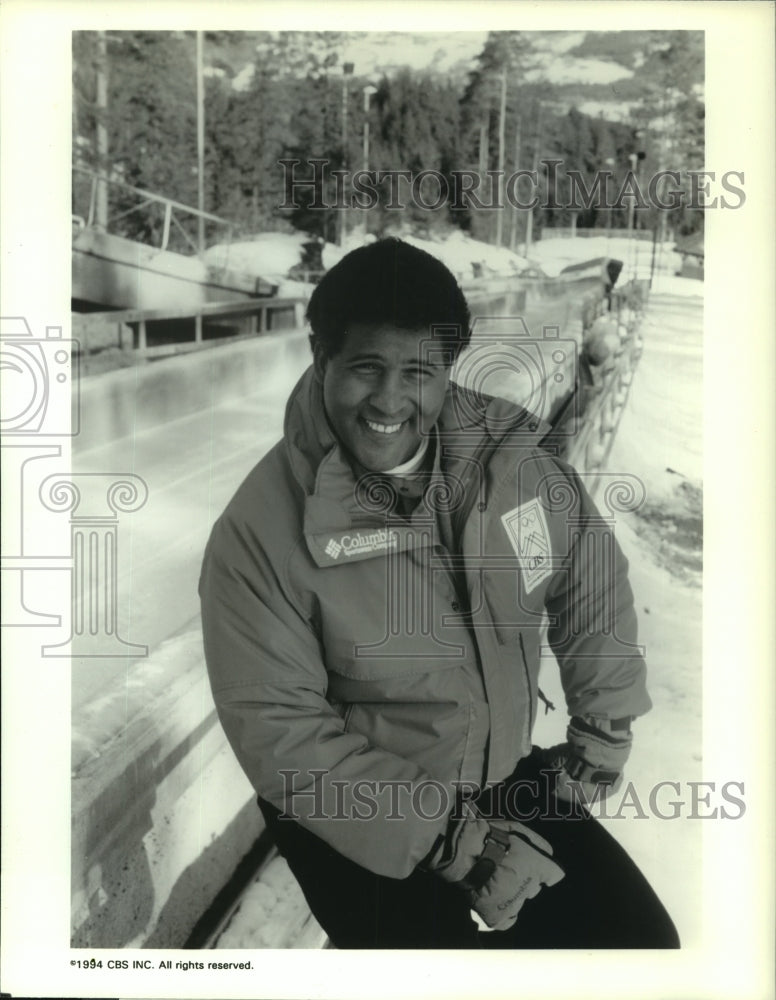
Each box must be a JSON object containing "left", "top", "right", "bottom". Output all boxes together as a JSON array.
[{"left": 283, "top": 365, "right": 550, "bottom": 567}]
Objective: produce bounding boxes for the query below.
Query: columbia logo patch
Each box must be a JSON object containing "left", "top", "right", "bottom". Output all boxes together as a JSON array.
[
  {"left": 501, "top": 499, "right": 553, "bottom": 594},
  {"left": 325, "top": 539, "right": 342, "bottom": 559}
]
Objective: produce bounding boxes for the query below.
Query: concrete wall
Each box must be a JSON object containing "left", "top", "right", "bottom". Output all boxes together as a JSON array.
[
  {"left": 72, "top": 229, "right": 271, "bottom": 311},
  {"left": 72, "top": 330, "right": 311, "bottom": 948},
  {"left": 71, "top": 624, "right": 262, "bottom": 948}
]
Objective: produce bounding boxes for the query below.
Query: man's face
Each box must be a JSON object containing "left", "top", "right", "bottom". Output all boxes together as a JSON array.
[{"left": 314, "top": 322, "right": 451, "bottom": 473}]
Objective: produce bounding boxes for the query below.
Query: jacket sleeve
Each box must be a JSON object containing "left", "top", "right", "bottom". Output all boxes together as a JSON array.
[
  {"left": 542, "top": 462, "right": 652, "bottom": 722},
  {"left": 199, "top": 515, "right": 449, "bottom": 879}
]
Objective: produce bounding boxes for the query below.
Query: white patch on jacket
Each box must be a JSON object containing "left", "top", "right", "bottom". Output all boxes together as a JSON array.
[{"left": 501, "top": 499, "right": 553, "bottom": 595}]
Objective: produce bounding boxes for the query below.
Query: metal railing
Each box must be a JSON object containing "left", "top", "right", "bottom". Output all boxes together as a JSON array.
[
  {"left": 72, "top": 165, "right": 234, "bottom": 255},
  {"left": 72, "top": 296, "right": 308, "bottom": 369}
]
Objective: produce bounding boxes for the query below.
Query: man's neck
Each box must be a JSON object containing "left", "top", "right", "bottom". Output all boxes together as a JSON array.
[{"left": 383, "top": 436, "right": 431, "bottom": 477}]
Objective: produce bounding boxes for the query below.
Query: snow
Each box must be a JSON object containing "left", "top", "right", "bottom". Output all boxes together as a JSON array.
[
  {"left": 321, "top": 229, "right": 533, "bottom": 282},
  {"left": 649, "top": 272, "right": 704, "bottom": 298},
  {"left": 529, "top": 234, "right": 684, "bottom": 279},
  {"left": 204, "top": 231, "right": 311, "bottom": 283},
  {"left": 533, "top": 281, "right": 704, "bottom": 946},
  {"left": 229, "top": 32, "right": 633, "bottom": 93},
  {"left": 208, "top": 227, "right": 536, "bottom": 286},
  {"left": 214, "top": 856, "right": 327, "bottom": 950},
  {"left": 402, "top": 230, "right": 531, "bottom": 280},
  {"left": 204, "top": 227, "right": 689, "bottom": 293},
  {"left": 527, "top": 56, "right": 633, "bottom": 86}
]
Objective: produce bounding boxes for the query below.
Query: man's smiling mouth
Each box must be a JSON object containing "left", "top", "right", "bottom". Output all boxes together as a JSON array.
[{"left": 364, "top": 419, "right": 404, "bottom": 435}]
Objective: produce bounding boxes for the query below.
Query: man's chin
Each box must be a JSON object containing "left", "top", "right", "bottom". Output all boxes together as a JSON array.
[
  {"left": 353, "top": 445, "right": 414, "bottom": 475},
  {"left": 349, "top": 431, "right": 419, "bottom": 473}
]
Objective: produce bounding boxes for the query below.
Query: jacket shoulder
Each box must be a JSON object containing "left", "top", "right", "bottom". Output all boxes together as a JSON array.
[
  {"left": 442, "top": 382, "right": 550, "bottom": 447},
  {"left": 203, "top": 439, "right": 304, "bottom": 577}
]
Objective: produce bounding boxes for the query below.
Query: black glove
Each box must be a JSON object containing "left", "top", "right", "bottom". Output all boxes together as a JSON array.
[
  {"left": 424, "top": 802, "right": 564, "bottom": 931},
  {"left": 541, "top": 716, "right": 633, "bottom": 803}
]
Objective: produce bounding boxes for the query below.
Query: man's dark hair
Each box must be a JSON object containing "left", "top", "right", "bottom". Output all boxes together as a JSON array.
[{"left": 306, "top": 238, "right": 471, "bottom": 363}]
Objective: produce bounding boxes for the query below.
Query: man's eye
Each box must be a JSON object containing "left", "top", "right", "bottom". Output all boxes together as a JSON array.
[{"left": 353, "top": 363, "right": 380, "bottom": 374}]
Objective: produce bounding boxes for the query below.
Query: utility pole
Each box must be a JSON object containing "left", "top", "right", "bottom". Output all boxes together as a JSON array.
[
  {"left": 196, "top": 31, "right": 205, "bottom": 255},
  {"left": 627, "top": 151, "right": 638, "bottom": 279},
  {"left": 361, "top": 85, "right": 378, "bottom": 237},
  {"left": 95, "top": 31, "right": 109, "bottom": 231},
  {"left": 495, "top": 65, "right": 507, "bottom": 246},
  {"left": 524, "top": 100, "right": 542, "bottom": 257},
  {"left": 509, "top": 116, "right": 521, "bottom": 252},
  {"left": 339, "top": 62, "right": 354, "bottom": 246}
]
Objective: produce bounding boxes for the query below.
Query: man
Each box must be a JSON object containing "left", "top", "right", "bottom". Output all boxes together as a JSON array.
[{"left": 200, "top": 238, "right": 679, "bottom": 949}]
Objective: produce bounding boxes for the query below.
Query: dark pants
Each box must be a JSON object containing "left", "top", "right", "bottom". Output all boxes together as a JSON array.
[{"left": 258, "top": 749, "right": 680, "bottom": 950}]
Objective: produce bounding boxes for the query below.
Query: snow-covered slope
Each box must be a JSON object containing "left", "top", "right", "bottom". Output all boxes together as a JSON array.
[{"left": 205, "top": 227, "right": 685, "bottom": 292}]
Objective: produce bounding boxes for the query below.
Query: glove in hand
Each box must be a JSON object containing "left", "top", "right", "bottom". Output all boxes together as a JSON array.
[
  {"left": 424, "top": 803, "right": 564, "bottom": 931},
  {"left": 542, "top": 716, "right": 633, "bottom": 803}
]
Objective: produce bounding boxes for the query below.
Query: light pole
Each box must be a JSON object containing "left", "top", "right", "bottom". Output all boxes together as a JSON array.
[
  {"left": 523, "top": 100, "right": 542, "bottom": 257},
  {"left": 95, "top": 31, "right": 109, "bottom": 232},
  {"left": 627, "top": 152, "right": 638, "bottom": 280},
  {"left": 626, "top": 152, "right": 638, "bottom": 238},
  {"left": 362, "top": 85, "right": 378, "bottom": 236},
  {"left": 196, "top": 31, "right": 205, "bottom": 256},
  {"left": 339, "top": 62, "right": 354, "bottom": 247},
  {"left": 627, "top": 134, "right": 646, "bottom": 278},
  {"left": 604, "top": 156, "right": 615, "bottom": 241},
  {"left": 495, "top": 66, "right": 507, "bottom": 247}
]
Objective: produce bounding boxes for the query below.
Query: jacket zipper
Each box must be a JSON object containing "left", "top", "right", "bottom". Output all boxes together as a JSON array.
[{"left": 518, "top": 632, "right": 534, "bottom": 743}]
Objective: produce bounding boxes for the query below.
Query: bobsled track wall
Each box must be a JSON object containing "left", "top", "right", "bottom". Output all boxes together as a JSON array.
[
  {"left": 70, "top": 277, "right": 608, "bottom": 948},
  {"left": 72, "top": 328, "right": 313, "bottom": 948}
]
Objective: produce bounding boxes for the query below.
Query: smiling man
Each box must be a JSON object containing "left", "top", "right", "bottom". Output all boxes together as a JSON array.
[
  {"left": 314, "top": 320, "right": 449, "bottom": 474},
  {"left": 200, "top": 238, "right": 679, "bottom": 949}
]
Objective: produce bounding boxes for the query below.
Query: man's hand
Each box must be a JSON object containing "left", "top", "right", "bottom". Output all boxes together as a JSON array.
[
  {"left": 542, "top": 716, "right": 633, "bottom": 804},
  {"left": 423, "top": 804, "right": 564, "bottom": 931}
]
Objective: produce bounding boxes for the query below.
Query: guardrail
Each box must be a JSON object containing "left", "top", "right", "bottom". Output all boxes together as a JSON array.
[
  {"left": 570, "top": 278, "right": 649, "bottom": 477},
  {"left": 72, "top": 296, "right": 308, "bottom": 372},
  {"left": 73, "top": 165, "right": 234, "bottom": 256}
]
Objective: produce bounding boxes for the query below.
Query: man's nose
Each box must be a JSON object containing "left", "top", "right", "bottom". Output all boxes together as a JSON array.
[{"left": 369, "top": 372, "right": 408, "bottom": 416}]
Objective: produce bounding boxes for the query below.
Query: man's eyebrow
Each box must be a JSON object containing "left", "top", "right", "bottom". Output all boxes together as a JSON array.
[{"left": 345, "top": 350, "right": 443, "bottom": 367}]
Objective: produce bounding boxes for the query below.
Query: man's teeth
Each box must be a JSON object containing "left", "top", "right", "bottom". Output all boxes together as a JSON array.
[{"left": 366, "top": 419, "right": 403, "bottom": 435}]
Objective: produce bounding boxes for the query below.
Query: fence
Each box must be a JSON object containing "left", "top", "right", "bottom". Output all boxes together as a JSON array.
[
  {"left": 72, "top": 296, "right": 308, "bottom": 372},
  {"left": 72, "top": 165, "right": 234, "bottom": 257}
]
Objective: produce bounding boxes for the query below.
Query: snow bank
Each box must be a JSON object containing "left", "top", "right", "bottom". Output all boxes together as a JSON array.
[
  {"left": 204, "top": 232, "right": 309, "bottom": 282},
  {"left": 204, "top": 228, "right": 692, "bottom": 295},
  {"left": 207, "top": 228, "right": 535, "bottom": 286},
  {"left": 649, "top": 273, "right": 704, "bottom": 297},
  {"left": 402, "top": 231, "right": 531, "bottom": 281},
  {"left": 323, "top": 229, "right": 532, "bottom": 281},
  {"left": 531, "top": 234, "right": 684, "bottom": 280}
]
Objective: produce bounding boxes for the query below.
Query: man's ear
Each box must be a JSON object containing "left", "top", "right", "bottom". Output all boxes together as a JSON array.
[{"left": 311, "top": 339, "right": 328, "bottom": 384}]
